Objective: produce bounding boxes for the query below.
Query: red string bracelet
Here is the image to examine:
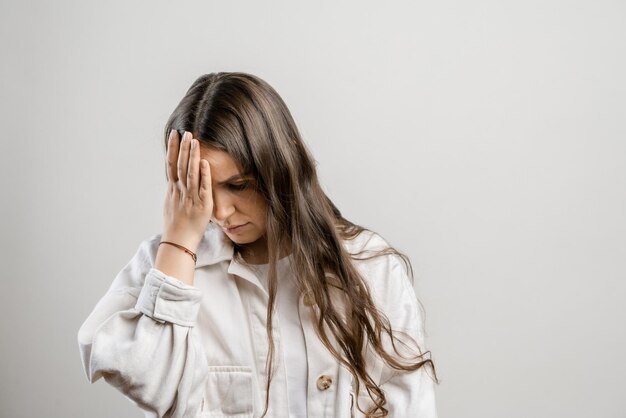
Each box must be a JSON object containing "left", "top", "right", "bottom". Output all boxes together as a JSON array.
[{"left": 159, "top": 241, "right": 197, "bottom": 264}]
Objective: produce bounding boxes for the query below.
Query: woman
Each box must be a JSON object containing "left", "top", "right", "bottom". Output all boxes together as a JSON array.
[{"left": 77, "top": 72, "right": 439, "bottom": 418}]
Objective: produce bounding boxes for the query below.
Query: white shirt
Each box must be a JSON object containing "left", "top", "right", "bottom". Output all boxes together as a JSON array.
[
  {"left": 77, "top": 223, "right": 438, "bottom": 418},
  {"left": 250, "top": 255, "right": 308, "bottom": 418}
]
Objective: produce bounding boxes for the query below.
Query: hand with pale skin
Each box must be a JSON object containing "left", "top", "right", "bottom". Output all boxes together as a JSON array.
[{"left": 154, "top": 130, "right": 213, "bottom": 285}]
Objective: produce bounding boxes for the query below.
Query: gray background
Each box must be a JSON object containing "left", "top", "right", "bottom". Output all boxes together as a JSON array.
[{"left": 1, "top": 0, "right": 624, "bottom": 417}]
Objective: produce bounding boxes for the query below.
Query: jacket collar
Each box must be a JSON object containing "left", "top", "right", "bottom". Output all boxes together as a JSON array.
[
  {"left": 195, "top": 222, "right": 273, "bottom": 295},
  {"left": 194, "top": 222, "right": 236, "bottom": 268},
  {"left": 195, "top": 221, "right": 379, "bottom": 269}
]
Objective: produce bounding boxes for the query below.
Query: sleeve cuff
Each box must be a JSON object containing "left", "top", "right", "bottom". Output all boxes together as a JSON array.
[{"left": 134, "top": 268, "right": 203, "bottom": 327}]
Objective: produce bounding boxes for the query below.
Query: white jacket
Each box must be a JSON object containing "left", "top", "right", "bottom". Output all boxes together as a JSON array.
[{"left": 77, "top": 223, "right": 438, "bottom": 418}]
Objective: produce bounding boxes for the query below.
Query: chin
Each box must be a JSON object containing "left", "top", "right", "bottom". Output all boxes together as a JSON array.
[
  {"left": 233, "top": 233, "right": 266, "bottom": 246},
  {"left": 225, "top": 229, "right": 252, "bottom": 242}
]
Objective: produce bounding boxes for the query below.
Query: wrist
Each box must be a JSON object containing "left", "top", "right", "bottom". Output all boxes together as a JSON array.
[
  {"left": 154, "top": 244, "right": 197, "bottom": 285},
  {"left": 159, "top": 241, "right": 197, "bottom": 264},
  {"left": 160, "top": 232, "right": 201, "bottom": 254}
]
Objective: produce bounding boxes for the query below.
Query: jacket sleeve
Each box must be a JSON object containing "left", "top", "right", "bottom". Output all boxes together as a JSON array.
[
  {"left": 77, "top": 235, "right": 209, "bottom": 418},
  {"left": 373, "top": 254, "right": 439, "bottom": 418}
]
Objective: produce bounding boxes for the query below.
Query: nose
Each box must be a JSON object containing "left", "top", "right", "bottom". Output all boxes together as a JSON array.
[{"left": 211, "top": 190, "right": 236, "bottom": 224}]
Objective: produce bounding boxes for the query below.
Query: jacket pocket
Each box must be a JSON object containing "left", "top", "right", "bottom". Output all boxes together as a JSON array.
[
  {"left": 199, "top": 365, "right": 254, "bottom": 417},
  {"left": 349, "top": 387, "right": 376, "bottom": 418}
]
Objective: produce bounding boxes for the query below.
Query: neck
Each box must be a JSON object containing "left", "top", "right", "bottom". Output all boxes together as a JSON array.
[{"left": 239, "top": 236, "right": 291, "bottom": 265}]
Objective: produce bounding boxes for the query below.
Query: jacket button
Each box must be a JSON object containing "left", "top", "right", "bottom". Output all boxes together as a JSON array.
[{"left": 316, "top": 374, "right": 333, "bottom": 390}]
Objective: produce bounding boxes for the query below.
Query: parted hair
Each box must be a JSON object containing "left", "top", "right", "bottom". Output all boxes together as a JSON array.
[{"left": 163, "top": 72, "right": 438, "bottom": 417}]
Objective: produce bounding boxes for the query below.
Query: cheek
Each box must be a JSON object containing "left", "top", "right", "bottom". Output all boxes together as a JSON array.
[
  {"left": 248, "top": 193, "right": 267, "bottom": 223},
  {"left": 236, "top": 191, "right": 266, "bottom": 221}
]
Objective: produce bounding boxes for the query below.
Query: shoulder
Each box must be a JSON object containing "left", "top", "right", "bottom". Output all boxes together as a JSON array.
[
  {"left": 102, "top": 233, "right": 162, "bottom": 293},
  {"left": 342, "top": 229, "right": 421, "bottom": 331},
  {"left": 341, "top": 228, "right": 391, "bottom": 255},
  {"left": 341, "top": 229, "right": 407, "bottom": 278},
  {"left": 136, "top": 232, "right": 163, "bottom": 267}
]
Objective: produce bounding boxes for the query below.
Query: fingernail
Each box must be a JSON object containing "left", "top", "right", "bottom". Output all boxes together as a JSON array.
[{"left": 168, "top": 129, "right": 176, "bottom": 140}]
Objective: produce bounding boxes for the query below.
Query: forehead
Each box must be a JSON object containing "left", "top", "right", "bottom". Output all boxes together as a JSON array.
[{"left": 199, "top": 146, "right": 245, "bottom": 180}]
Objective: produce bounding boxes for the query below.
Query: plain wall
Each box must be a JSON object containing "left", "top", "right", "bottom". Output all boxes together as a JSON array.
[{"left": 1, "top": 0, "right": 624, "bottom": 417}]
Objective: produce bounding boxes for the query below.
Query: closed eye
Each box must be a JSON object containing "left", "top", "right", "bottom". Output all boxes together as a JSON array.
[{"left": 228, "top": 182, "right": 249, "bottom": 191}]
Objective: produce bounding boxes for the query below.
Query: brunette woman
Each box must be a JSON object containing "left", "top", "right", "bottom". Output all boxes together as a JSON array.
[{"left": 78, "top": 72, "right": 439, "bottom": 418}]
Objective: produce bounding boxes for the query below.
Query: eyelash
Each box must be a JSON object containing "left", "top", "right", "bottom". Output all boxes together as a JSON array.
[{"left": 228, "top": 182, "right": 249, "bottom": 191}]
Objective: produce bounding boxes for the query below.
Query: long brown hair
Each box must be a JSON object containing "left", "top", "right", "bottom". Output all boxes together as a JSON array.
[{"left": 163, "top": 72, "right": 438, "bottom": 417}]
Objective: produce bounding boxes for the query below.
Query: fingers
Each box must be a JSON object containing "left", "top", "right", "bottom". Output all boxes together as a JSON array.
[
  {"left": 177, "top": 131, "right": 191, "bottom": 189},
  {"left": 187, "top": 137, "right": 200, "bottom": 194},
  {"left": 168, "top": 130, "right": 208, "bottom": 205},
  {"left": 199, "top": 158, "right": 212, "bottom": 204},
  {"left": 166, "top": 130, "right": 179, "bottom": 183}
]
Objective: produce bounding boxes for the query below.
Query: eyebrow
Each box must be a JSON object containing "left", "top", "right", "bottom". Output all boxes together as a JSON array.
[{"left": 217, "top": 174, "right": 250, "bottom": 186}]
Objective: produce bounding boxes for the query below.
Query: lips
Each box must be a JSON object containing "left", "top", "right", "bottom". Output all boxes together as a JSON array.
[{"left": 224, "top": 223, "right": 248, "bottom": 232}]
